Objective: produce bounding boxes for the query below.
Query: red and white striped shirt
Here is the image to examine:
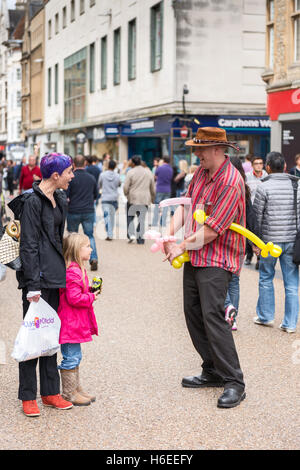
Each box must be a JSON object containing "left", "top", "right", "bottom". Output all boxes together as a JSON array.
[{"left": 185, "top": 157, "right": 245, "bottom": 275}]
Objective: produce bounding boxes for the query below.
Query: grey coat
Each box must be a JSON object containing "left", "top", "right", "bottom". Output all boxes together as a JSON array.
[{"left": 253, "top": 173, "right": 300, "bottom": 243}]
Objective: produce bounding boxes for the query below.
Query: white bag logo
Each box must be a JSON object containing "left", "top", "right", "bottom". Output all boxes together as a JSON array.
[{"left": 12, "top": 298, "right": 61, "bottom": 362}]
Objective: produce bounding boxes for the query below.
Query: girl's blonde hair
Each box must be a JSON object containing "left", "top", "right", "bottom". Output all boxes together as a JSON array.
[
  {"left": 63, "top": 233, "right": 89, "bottom": 288},
  {"left": 179, "top": 159, "right": 189, "bottom": 173}
]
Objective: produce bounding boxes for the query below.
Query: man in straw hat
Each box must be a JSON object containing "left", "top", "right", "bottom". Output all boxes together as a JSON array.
[{"left": 164, "top": 127, "right": 246, "bottom": 408}]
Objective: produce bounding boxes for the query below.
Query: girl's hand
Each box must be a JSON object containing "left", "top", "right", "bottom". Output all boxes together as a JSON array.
[{"left": 93, "top": 290, "right": 100, "bottom": 301}]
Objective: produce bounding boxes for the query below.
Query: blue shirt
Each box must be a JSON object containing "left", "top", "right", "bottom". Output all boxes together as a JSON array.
[{"left": 155, "top": 164, "right": 173, "bottom": 193}]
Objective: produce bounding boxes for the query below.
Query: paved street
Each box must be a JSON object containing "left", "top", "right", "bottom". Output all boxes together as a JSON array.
[{"left": 0, "top": 206, "right": 300, "bottom": 450}]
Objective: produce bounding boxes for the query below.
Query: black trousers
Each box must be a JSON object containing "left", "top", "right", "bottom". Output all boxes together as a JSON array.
[
  {"left": 183, "top": 263, "right": 245, "bottom": 392},
  {"left": 18, "top": 288, "right": 60, "bottom": 401},
  {"left": 127, "top": 203, "right": 148, "bottom": 244}
]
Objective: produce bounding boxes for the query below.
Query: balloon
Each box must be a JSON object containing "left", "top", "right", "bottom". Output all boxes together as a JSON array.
[{"left": 159, "top": 197, "right": 191, "bottom": 209}]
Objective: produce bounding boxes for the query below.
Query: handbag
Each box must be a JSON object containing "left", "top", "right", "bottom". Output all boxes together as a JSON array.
[
  {"left": 0, "top": 220, "right": 21, "bottom": 270},
  {"left": 292, "top": 179, "right": 300, "bottom": 265}
]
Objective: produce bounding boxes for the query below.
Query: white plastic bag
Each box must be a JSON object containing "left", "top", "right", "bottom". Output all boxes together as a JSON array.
[{"left": 12, "top": 297, "right": 61, "bottom": 362}]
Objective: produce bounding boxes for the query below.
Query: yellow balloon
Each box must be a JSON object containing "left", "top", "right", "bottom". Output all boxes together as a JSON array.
[{"left": 171, "top": 209, "right": 282, "bottom": 269}]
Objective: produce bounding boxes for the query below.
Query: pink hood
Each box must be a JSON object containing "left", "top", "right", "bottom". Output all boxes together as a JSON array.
[{"left": 58, "top": 262, "right": 98, "bottom": 344}]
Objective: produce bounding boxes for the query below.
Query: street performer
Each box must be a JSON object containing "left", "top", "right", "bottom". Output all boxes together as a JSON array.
[{"left": 163, "top": 127, "right": 246, "bottom": 408}]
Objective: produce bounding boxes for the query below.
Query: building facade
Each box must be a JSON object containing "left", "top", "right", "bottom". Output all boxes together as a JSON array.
[
  {"left": 43, "top": 0, "right": 269, "bottom": 165},
  {"left": 263, "top": 0, "right": 300, "bottom": 169}
]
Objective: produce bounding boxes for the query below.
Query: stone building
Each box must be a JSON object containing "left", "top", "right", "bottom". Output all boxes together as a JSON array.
[
  {"left": 262, "top": 0, "right": 300, "bottom": 169},
  {"left": 42, "top": 0, "right": 269, "bottom": 165}
]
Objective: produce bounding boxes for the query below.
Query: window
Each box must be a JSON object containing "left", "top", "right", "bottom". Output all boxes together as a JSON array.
[
  {"left": 17, "top": 90, "right": 21, "bottom": 107},
  {"left": 64, "top": 47, "right": 87, "bottom": 124},
  {"left": 80, "top": 0, "right": 85, "bottom": 15},
  {"left": 55, "top": 13, "right": 59, "bottom": 34},
  {"left": 89, "top": 42, "right": 95, "bottom": 93},
  {"left": 101, "top": 36, "right": 107, "bottom": 89},
  {"left": 293, "top": 0, "right": 300, "bottom": 61},
  {"left": 90, "top": 0, "right": 95, "bottom": 6},
  {"left": 71, "top": 0, "right": 75, "bottom": 22},
  {"left": 55, "top": 63, "right": 59, "bottom": 104},
  {"left": 113, "top": 28, "right": 121, "bottom": 85},
  {"left": 267, "top": 0, "right": 274, "bottom": 68},
  {"left": 62, "top": 6, "right": 67, "bottom": 28},
  {"left": 16, "top": 68, "right": 21, "bottom": 80},
  {"left": 128, "top": 18, "right": 136, "bottom": 80},
  {"left": 48, "top": 67, "right": 52, "bottom": 106},
  {"left": 48, "top": 19, "right": 52, "bottom": 40},
  {"left": 150, "top": 1, "right": 163, "bottom": 72}
]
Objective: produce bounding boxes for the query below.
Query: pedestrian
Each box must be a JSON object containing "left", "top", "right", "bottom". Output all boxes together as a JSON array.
[
  {"left": 8, "top": 152, "right": 74, "bottom": 417},
  {"left": 174, "top": 159, "right": 188, "bottom": 197},
  {"left": 57, "top": 233, "right": 99, "bottom": 406},
  {"left": 152, "top": 157, "right": 160, "bottom": 175},
  {"left": 99, "top": 159, "right": 121, "bottom": 240},
  {"left": 123, "top": 155, "right": 155, "bottom": 244},
  {"left": 19, "top": 155, "right": 42, "bottom": 193},
  {"left": 85, "top": 155, "right": 101, "bottom": 183},
  {"left": 6, "top": 160, "right": 15, "bottom": 196},
  {"left": 184, "top": 164, "right": 198, "bottom": 194},
  {"left": 163, "top": 127, "right": 246, "bottom": 408},
  {"left": 152, "top": 156, "right": 174, "bottom": 227},
  {"left": 102, "top": 153, "right": 111, "bottom": 172},
  {"left": 253, "top": 151, "right": 300, "bottom": 333},
  {"left": 224, "top": 156, "right": 257, "bottom": 331},
  {"left": 66, "top": 154, "right": 99, "bottom": 271},
  {"left": 242, "top": 153, "right": 253, "bottom": 174},
  {"left": 289, "top": 153, "right": 300, "bottom": 177},
  {"left": 14, "top": 156, "right": 26, "bottom": 188},
  {"left": 245, "top": 156, "right": 267, "bottom": 268}
]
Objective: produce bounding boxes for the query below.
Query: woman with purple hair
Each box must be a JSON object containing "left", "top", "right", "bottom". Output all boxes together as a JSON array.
[{"left": 9, "top": 152, "right": 75, "bottom": 417}]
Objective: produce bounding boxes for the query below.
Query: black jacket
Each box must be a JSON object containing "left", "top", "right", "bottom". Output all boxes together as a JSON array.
[{"left": 8, "top": 183, "right": 67, "bottom": 291}]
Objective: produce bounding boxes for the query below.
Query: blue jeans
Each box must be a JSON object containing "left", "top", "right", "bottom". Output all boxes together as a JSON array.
[
  {"left": 58, "top": 343, "right": 82, "bottom": 370},
  {"left": 102, "top": 201, "right": 118, "bottom": 239},
  {"left": 67, "top": 212, "right": 98, "bottom": 261},
  {"left": 152, "top": 192, "right": 170, "bottom": 227},
  {"left": 256, "top": 242, "right": 299, "bottom": 330},
  {"left": 224, "top": 274, "right": 240, "bottom": 311}
]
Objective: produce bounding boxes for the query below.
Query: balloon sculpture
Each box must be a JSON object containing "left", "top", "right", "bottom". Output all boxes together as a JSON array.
[{"left": 145, "top": 198, "right": 282, "bottom": 269}]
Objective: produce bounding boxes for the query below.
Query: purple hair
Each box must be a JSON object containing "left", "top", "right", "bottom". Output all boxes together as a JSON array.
[{"left": 40, "top": 153, "right": 73, "bottom": 179}]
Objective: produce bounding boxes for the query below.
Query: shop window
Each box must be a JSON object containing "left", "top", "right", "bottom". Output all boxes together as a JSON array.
[
  {"left": 293, "top": 0, "right": 300, "bottom": 62},
  {"left": 114, "top": 28, "right": 121, "bottom": 85},
  {"left": 64, "top": 47, "right": 87, "bottom": 124},
  {"left": 267, "top": 0, "right": 274, "bottom": 68},
  {"left": 150, "top": 1, "right": 163, "bottom": 72},
  {"left": 101, "top": 36, "right": 107, "bottom": 89},
  {"left": 128, "top": 18, "right": 136, "bottom": 81}
]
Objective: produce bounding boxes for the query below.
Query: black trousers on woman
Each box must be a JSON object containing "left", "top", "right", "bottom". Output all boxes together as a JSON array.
[
  {"left": 18, "top": 288, "right": 60, "bottom": 401},
  {"left": 183, "top": 263, "right": 245, "bottom": 392}
]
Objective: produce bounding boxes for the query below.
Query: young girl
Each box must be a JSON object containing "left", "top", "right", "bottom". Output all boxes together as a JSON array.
[{"left": 58, "top": 233, "right": 99, "bottom": 406}]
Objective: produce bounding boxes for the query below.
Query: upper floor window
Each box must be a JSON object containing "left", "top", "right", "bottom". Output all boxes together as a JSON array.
[
  {"left": 55, "top": 13, "right": 59, "bottom": 34},
  {"left": 267, "top": 0, "right": 274, "bottom": 68},
  {"left": 80, "top": 0, "right": 85, "bottom": 15},
  {"left": 150, "top": 1, "right": 163, "bottom": 72},
  {"left": 48, "top": 19, "right": 52, "bottom": 40},
  {"left": 89, "top": 42, "right": 95, "bottom": 93},
  {"left": 55, "top": 63, "right": 59, "bottom": 104},
  {"left": 71, "top": 0, "right": 75, "bottom": 22},
  {"left": 128, "top": 18, "right": 136, "bottom": 80},
  {"left": 114, "top": 28, "right": 121, "bottom": 85},
  {"left": 62, "top": 6, "right": 67, "bottom": 28},
  {"left": 101, "top": 35, "right": 107, "bottom": 89},
  {"left": 48, "top": 67, "right": 52, "bottom": 107},
  {"left": 90, "top": 0, "right": 95, "bottom": 6},
  {"left": 293, "top": 0, "right": 300, "bottom": 62}
]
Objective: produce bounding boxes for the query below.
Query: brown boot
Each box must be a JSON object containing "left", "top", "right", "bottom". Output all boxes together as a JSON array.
[
  {"left": 60, "top": 369, "right": 91, "bottom": 406},
  {"left": 75, "top": 366, "right": 96, "bottom": 402}
]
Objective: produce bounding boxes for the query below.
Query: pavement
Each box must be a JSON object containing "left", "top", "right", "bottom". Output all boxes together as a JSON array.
[{"left": 0, "top": 202, "right": 300, "bottom": 450}]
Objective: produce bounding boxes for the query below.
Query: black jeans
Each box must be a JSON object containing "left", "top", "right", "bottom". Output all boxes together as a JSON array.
[
  {"left": 127, "top": 203, "right": 148, "bottom": 244},
  {"left": 183, "top": 263, "right": 245, "bottom": 392},
  {"left": 18, "top": 288, "right": 60, "bottom": 401}
]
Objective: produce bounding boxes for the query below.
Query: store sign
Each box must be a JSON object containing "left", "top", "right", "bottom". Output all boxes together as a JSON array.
[
  {"left": 104, "top": 124, "right": 119, "bottom": 137},
  {"left": 93, "top": 126, "right": 105, "bottom": 142},
  {"left": 218, "top": 117, "right": 271, "bottom": 130},
  {"left": 76, "top": 131, "right": 87, "bottom": 144},
  {"left": 180, "top": 126, "right": 189, "bottom": 138},
  {"left": 282, "top": 121, "right": 300, "bottom": 170},
  {"left": 8, "top": 144, "right": 25, "bottom": 161},
  {"left": 130, "top": 120, "right": 154, "bottom": 132}
]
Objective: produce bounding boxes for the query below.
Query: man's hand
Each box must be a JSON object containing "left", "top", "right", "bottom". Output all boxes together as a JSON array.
[
  {"left": 253, "top": 245, "right": 261, "bottom": 256},
  {"left": 163, "top": 241, "right": 186, "bottom": 265},
  {"left": 28, "top": 294, "right": 41, "bottom": 303}
]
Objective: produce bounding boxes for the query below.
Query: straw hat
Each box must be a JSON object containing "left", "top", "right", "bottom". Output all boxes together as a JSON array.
[{"left": 185, "top": 127, "right": 239, "bottom": 151}]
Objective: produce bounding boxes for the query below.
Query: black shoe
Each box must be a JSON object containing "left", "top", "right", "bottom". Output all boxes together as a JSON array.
[
  {"left": 217, "top": 388, "right": 246, "bottom": 408},
  {"left": 182, "top": 373, "right": 224, "bottom": 388},
  {"left": 244, "top": 258, "right": 252, "bottom": 265},
  {"left": 90, "top": 260, "right": 98, "bottom": 271},
  {"left": 255, "top": 260, "right": 259, "bottom": 270}
]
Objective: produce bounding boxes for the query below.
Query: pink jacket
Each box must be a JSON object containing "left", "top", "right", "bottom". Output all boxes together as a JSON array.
[{"left": 58, "top": 262, "right": 98, "bottom": 344}]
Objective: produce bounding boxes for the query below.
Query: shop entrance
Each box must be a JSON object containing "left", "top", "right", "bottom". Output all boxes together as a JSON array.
[{"left": 128, "top": 137, "right": 162, "bottom": 168}]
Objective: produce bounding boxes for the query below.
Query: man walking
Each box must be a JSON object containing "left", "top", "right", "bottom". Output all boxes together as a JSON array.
[
  {"left": 99, "top": 160, "right": 120, "bottom": 240},
  {"left": 19, "top": 155, "right": 42, "bottom": 193},
  {"left": 152, "top": 156, "right": 173, "bottom": 227},
  {"left": 66, "top": 155, "right": 99, "bottom": 270},
  {"left": 164, "top": 127, "right": 246, "bottom": 409},
  {"left": 123, "top": 155, "right": 155, "bottom": 244},
  {"left": 253, "top": 152, "right": 299, "bottom": 333}
]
